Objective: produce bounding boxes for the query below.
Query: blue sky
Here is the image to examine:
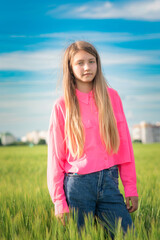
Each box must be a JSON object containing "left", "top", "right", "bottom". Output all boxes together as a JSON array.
[{"left": 0, "top": 0, "right": 160, "bottom": 138}]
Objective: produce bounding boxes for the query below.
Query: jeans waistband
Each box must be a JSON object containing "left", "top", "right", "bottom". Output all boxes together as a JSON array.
[{"left": 66, "top": 165, "right": 118, "bottom": 176}]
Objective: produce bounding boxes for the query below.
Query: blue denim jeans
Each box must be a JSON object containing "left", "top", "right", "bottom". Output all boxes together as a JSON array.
[{"left": 64, "top": 166, "right": 133, "bottom": 237}]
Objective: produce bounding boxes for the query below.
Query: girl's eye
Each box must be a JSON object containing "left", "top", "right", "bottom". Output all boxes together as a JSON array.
[
  {"left": 90, "top": 60, "right": 95, "bottom": 63},
  {"left": 78, "top": 62, "right": 83, "bottom": 65}
]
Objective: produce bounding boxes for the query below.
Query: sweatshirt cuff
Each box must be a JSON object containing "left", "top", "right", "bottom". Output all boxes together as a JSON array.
[
  {"left": 124, "top": 184, "right": 138, "bottom": 198},
  {"left": 55, "top": 200, "right": 70, "bottom": 215}
]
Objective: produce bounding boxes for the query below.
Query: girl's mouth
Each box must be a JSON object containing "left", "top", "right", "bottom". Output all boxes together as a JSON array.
[{"left": 83, "top": 73, "right": 92, "bottom": 76}]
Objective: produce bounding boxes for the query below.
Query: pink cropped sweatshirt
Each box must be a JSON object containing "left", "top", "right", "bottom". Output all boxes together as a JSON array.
[{"left": 47, "top": 87, "right": 138, "bottom": 215}]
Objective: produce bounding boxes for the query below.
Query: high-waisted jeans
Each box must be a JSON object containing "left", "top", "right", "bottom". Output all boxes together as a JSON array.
[{"left": 64, "top": 165, "right": 133, "bottom": 238}]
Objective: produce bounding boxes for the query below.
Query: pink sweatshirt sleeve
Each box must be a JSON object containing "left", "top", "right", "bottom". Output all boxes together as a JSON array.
[
  {"left": 47, "top": 102, "right": 69, "bottom": 215},
  {"left": 116, "top": 93, "right": 138, "bottom": 197}
]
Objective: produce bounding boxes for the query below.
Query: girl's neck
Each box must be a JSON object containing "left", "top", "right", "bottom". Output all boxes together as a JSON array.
[{"left": 76, "top": 82, "right": 93, "bottom": 93}]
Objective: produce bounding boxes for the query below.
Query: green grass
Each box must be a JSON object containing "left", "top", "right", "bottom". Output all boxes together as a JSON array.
[{"left": 0, "top": 144, "right": 160, "bottom": 239}]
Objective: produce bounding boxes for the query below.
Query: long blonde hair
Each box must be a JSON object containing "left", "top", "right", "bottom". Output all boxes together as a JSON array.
[{"left": 63, "top": 41, "right": 120, "bottom": 159}]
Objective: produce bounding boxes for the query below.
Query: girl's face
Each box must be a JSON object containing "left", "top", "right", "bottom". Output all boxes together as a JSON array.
[{"left": 71, "top": 50, "right": 97, "bottom": 88}]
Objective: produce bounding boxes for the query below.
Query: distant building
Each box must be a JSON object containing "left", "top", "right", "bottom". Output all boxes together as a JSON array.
[
  {"left": 132, "top": 121, "right": 160, "bottom": 143},
  {"left": 0, "top": 132, "right": 17, "bottom": 145},
  {"left": 21, "top": 130, "right": 48, "bottom": 144},
  {"left": 39, "top": 131, "right": 48, "bottom": 144}
]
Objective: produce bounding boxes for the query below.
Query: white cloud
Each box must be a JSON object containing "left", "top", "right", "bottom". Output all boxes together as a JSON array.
[
  {"left": 39, "top": 32, "right": 160, "bottom": 42},
  {"left": 0, "top": 79, "right": 54, "bottom": 86},
  {"left": 11, "top": 32, "right": 160, "bottom": 42},
  {"left": 0, "top": 49, "right": 63, "bottom": 71},
  {"left": 0, "top": 89, "right": 63, "bottom": 101},
  {"left": 125, "top": 93, "right": 160, "bottom": 102},
  {"left": 47, "top": 0, "right": 160, "bottom": 21},
  {"left": 126, "top": 110, "right": 134, "bottom": 120},
  {"left": 10, "top": 35, "right": 26, "bottom": 38},
  {"left": 122, "top": 93, "right": 160, "bottom": 127},
  {"left": 106, "top": 75, "right": 160, "bottom": 89},
  {"left": 100, "top": 48, "right": 160, "bottom": 65},
  {"left": 0, "top": 98, "right": 52, "bottom": 111}
]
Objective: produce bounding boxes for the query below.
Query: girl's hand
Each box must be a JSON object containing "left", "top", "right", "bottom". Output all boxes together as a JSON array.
[
  {"left": 56, "top": 213, "right": 69, "bottom": 226},
  {"left": 125, "top": 196, "right": 138, "bottom": 213}
]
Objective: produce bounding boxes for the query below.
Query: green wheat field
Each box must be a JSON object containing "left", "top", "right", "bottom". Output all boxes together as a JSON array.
[{"left": 0, "top": 144, "right": 160, "bottom": 240}]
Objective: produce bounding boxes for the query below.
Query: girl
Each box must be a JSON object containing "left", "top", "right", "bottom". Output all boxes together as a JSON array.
[{"left": 47, "top": 41, "right": 138, "bottom": 237}]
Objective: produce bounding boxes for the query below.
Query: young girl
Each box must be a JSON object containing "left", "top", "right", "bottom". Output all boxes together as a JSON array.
[{"left": 47, "top": 41, "right": 138, "bottom": 237}]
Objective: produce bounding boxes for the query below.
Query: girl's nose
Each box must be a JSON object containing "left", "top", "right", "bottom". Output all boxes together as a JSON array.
[{"left": 84, "top": 63, "right": 90, "bottom": 70}]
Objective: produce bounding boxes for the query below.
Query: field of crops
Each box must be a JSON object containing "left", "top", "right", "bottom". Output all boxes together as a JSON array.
[{"left": 0, "top": 144, "right": 160, "bottom": 240}]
